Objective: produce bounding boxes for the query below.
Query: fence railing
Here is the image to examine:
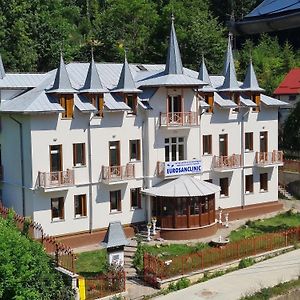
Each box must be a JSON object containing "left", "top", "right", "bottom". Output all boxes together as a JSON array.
[
  {"left": 255, "top": 150, "right": 283, "bottom": 166},
  {"left": 38, "top": 169, "right": 75, "bottom": 188},
  {"left": 83, "top": 271, "right": 126, "bottom": 300},
  {"left": 102, "top": 164, "right": 135, "bottom": 182},
  {"left": 283, "top": 159, "right": 300, "bottom": 173},
  {"left": 212, "top": 154, "right": 242, "bottom": 170},
  {"left": 143, "top": 227, "right": 300, "bottom": 285},
  {"left": 0, "top": 202, "right": 75, "bottom": 273},
  {"left": 160, "top": 112, "right": 198, "bottom": 127}
]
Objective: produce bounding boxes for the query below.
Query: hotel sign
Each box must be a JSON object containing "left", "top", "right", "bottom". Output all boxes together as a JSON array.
[{"left": 165, "top": 160, "right": 202, "bottom": 177}]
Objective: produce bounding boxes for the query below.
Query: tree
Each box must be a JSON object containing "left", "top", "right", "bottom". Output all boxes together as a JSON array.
[
  {"left": 283, "top": 102, "right": 300, "bottom": 151},
  {"left": 0, "top": 216, "right": 73, "bottom": 300}
]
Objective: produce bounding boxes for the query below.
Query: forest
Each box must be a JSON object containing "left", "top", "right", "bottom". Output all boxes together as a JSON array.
[{"left": 0, "top": 0, "right": 299, "bottom": 96}]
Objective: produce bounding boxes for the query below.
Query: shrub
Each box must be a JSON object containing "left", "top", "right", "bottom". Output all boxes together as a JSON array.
[
  {"left": 175, "top": 278, "right": 190, "bottom": 290},
  {"left": 132, "top": 240, "right": 146, "bottom": 273},
  {"left": 238, "top": 257, "right": 255, "bottom": 269}
]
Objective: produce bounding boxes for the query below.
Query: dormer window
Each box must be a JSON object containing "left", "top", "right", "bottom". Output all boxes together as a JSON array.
[
  {"left": 231, "top": 93, "right": 240, "bottom": 113},
  {"left": 125, "top": 94, "right": 137, "bottom": 114},
  {"left": 60, "top": 94, "right": 74, "bottom": 119},
  {"left": 90, "top": 94, "right": 104, "bottom": 117},
  {"left": 252, "top": 94, "right": 260, "bottom": 112}
]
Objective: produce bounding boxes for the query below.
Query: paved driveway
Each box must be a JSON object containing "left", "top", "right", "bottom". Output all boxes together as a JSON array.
[{"left": 155, "top": 248, "right": 300, "bottom": 300}]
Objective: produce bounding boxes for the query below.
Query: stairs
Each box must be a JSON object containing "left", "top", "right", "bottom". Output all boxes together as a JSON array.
[
  {"left": 124, "top": 240, "right": 138, "bottom": 280},
  {"left": 279, "top": 185, "right": 296, "bottom": 200}
]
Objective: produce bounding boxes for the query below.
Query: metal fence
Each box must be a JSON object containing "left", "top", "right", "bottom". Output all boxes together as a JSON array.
[
  {"left": 143, "top": 227, "right": 300, "bottom": 286},
  {"left": 283, "top": 159, "right": 300, "bottom": 173},
  {"left": 0, "top": 203, "right": 75, "bottom": 273},
  {"left": 83, "top": 270, "right": 126, "bottom": 300}
]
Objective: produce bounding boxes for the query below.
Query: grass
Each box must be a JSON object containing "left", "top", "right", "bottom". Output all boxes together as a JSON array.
[
  {"left": 240, "top": 278, "right": 300, "bottom": 299},
  {"left": 142, "top": 242, "right": 209, "bottom": 258},
  {"left": 75, "top": 249, "right": 108, "bottom": 277},
  {"left": 229, "top": 211, "right": 300, "bottom": 242}
]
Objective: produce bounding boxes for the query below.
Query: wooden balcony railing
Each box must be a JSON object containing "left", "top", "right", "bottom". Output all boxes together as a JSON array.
[
  {"left": 102, "top": 164, "right": 135, "bottom": 182},
  {"left": 255, "top": 150, "right": 283, "bottom": 166},
  {"left": 38, "top": 169, "right": 74, "bottom": 188},
  {"left": 160, "top": 112, "right": 198, "bottom": 127},
  {"left": 212, "top": 154, "right": 242, "bottom": 170}
]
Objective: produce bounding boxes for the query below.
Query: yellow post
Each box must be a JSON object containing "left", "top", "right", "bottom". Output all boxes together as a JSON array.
[{"left": 78, "top": 277, "right": 86, "bottom": 300}]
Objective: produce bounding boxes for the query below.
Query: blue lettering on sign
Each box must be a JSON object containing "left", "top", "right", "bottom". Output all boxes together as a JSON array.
[{"left": 165, "top": 161, "right": 202, "bottom": 176}]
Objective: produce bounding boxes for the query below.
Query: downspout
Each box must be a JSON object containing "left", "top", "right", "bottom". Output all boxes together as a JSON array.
[
  {"left": 9, "top": 115, "right": 25, "bottom": 216},
  {"left": 241, "top": 109, "right": 249, "bottom": 208},
  {"left": 87, "top": 116, "right": 93, "bottom": 233}
]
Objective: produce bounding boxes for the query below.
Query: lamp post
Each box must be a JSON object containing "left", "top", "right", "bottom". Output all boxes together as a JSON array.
[
  {"left": 225, "top": 213, "right": 229, "bottom": 228},
  {"left": 152, "top": 217, "right": 157, "bottom": 235},
  {"left": 218, "top": 208, "right": 223, "bottom": 224}
]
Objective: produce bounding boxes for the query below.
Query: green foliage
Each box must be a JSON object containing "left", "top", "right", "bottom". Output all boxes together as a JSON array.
[
  {"left": 75, "top": 249, "right": 109, "bottom": 277},
  {"left": 238, "top": 257, "right": 255, "bottom": 269},
  {"left": 0, "top": 217, "right": 73, "bottom": 300},
  {"left": 283, "top": 102, "right": 300, "bottom": 151},
  {"left": 167, "top": 278, "right": 190, "bottom": 292},
  {"left": 132, "top": 239, "right": 146, "bottom": 273}
]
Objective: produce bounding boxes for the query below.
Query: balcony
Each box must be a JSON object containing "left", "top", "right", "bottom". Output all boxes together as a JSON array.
[
  {"left": 212, "top": 154, "right": 242, "bottom": 172},
  {"left": 160, "top": 112, "right": 198, "bottom": 127},
  {"left": 255, "top": 151, "right": 283, "bottom": 167},
  {"left": 101, "top": 164, "right": 135, "bottom": 183},
  {"left": 38, "top": 170, "right": 74, "bottom": 189}
]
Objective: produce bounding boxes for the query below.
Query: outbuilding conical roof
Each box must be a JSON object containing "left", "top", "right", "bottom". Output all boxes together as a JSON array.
[{"left": 241, "top": 59, "right": 264, "bottom": 91}]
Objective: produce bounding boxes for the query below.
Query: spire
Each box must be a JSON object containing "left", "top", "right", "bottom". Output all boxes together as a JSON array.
[
  {"left": 219, "top": 32, "right": 240, "bottom": 91},
  {"left": 223, "top": 32, "right": 234, "bottom": 76},
  {"left": 241, "top": 58, "right": 263, "bottom": 91},
  {"left": 198, "top": 55, "right": 212, "bottom": 86},
  {"left": 80, "top": 54, "right": 106, "bottom": 93},
  {"left": 0, "top": 54, "right": 5, "bottom": 79},
  {"left": 47, "top": 54, "right": 76, "bottom": 94},
  {"left": 164, "top": 15, "right": 183, "bottom": 75},
  {"left": 112, "top": 51, "right": 141, "bottom": 93}
]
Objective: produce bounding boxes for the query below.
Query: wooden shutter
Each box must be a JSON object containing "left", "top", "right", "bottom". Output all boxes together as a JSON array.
[
  {"left": 208, "top": 94, "right": 214, "bottom": 113},
  {"left": 82, "top": 195, "right": 87, "bottom": 216},
  {"left": 66, "top": 96, "right": 74, "bottom": 118}
]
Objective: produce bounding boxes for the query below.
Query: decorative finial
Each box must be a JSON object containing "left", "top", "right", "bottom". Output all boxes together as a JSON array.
[
  {"left": 171, "top": 12, "right": 175, "bottom": 22},
  {"left": 124, "top": 48, "right": 127, "bottom": 60},
  {"left": 91, "top": 45, "right": 94, "bottom": 61}
]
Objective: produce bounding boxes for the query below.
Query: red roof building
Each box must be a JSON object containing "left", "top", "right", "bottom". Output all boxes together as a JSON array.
[{"left": 274, "top": 68, "right": 300, "bottom": 95}]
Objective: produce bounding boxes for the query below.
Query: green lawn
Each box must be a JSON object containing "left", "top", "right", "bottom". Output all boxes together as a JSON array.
[
  {"left": 143, "top": 242, "right": 209, "bottom": 258},
  {"left": 229, "top": 211, "right": 300, "bottom": 242},
  {"left": 75, "top": 249, "right": 108, "bottom": 277}
]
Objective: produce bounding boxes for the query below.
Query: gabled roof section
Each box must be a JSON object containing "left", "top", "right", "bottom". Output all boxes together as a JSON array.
[
  {"left": 274, "top": 68, "right": 300, "bottom": 95},
  {"left": 111, "top": 54, "right": 141, "bottom": 93},
  {"left": 261, "top": 94, "right": 290, "bottom": 107},
  {"left": 80, "top": 57, "right": 106, "bottom": 93},
  {"left": 241, "top": 59, "right": 264, "bottom": 91},
  {"left": 46, "top": 54, "right": 76, "bottom": 94},
  {"left": 198, "top": 55, "right": 212, "bottom": 86},
  {"left": 219, "top": 59, "right": 240, "bottom": 91},
  {"left": 101, "top": 221, "right": 129, "bottom": 248},
  {"left": 0, "top": 54, "right": 5, "bottom": 79},
  {"left": 164, "top": 16, "right": 183, "bottom": 75}
]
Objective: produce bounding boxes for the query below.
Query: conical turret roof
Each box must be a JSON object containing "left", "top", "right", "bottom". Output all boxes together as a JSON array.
[
  {"left": 111, "top": 53, "right": 141, "bottom": 93},
  {"left": 0, "top": 54, "right": 5, "bottom": 79},
  {"left": 241, "top": 59, "right": 264, "bottom": 91},
  {"left": 223, "top": 33, "right": 234, "bottom": 76},
  {"left": 80, "top": 56, "right": 106, "bottom": 93},
  {"left": 164, "top": 15, "right": 183, "bottom": 75},
  {"left": 198, "top": 55, "right": 212, "bottom": 86},
  {"left": 46, "top": 54, "right": 76, "bottom": 94}
]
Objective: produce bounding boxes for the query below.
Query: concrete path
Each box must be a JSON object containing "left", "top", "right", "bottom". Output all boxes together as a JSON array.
[{"left": 155, "top": 248, "right": 300, "bottom": 300}]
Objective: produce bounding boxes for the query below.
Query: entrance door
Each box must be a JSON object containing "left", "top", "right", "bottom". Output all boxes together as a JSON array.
[
  {"left": 260, "top": 131, "right": 268, "bottom": 153},
  {"left": 219, "top": 134, "right": 228, "bottom": 156},
  {"left": 168, "top": 95, "right": 182, "bottom": 123},
  {"left": 50, "top": 145, "right": 62, "bottom": 172}
]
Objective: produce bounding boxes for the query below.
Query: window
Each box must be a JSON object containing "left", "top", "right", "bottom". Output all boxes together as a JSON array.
[
  {"left": 219, "top": 134, "right": 228, "bottom": 156},
  {"left": 220, "top": 178, "right": 229, "bottom": 197},
  {"left": 252, "top": 94, "right": 260, "bottom": 112},
  {"left": 165, "top": 137, "right": 185, "bottom": 162},
  {"left": 204, "top": 93, "right": 214, "bottom": 113},
  {"left": 74, "top": 194, "right": 87, "bottom": 217},
  {"left": 110, "top": 190, "right": 121, "bottom": 212},
  {"left": 289, "top": 95, "right": 296, "bottom": 101},
  {"left": 245, "top": 175, "right": 253, "bottom": 194},
  {"left": 130, "top": 188, "right": 141, "bottom": 209},
  {"left": 60, "top": 95, "right": 74, "bottom": 119},
  {"left": 90, "top": 94, "right": 104, "bottom": 117},
  {"left": 260, "top": 173, "right": 268, "bottom": 192},
  {"left": 245, "top": 132, "right": 253, "bottom": 152},
  {"left": 73, "top": 143, "right": 86, "bottom": 166},
  {"left": 125, "top": 94, "right": 137, "bottom": 114},
  {"left": 203, "top": 135, "right": 212, "bottom": 155},
  {"left": 232, "top": 93, "right": 240, "bottom": 113},
  {"left": 129, "top": 140, "right": 141, "bottom": 161},
  {"left": 51, "top": 197, "right": 64, "bottom": 221}
]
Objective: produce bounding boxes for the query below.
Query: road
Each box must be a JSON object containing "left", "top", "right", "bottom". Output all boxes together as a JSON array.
[{"left": 155, "top": 248, "right": 300, "bottom": 300}]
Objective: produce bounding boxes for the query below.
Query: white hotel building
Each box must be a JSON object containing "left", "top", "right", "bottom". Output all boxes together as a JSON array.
[{"left": 0, "top": 21, "right": 287, "bottom": 243}]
